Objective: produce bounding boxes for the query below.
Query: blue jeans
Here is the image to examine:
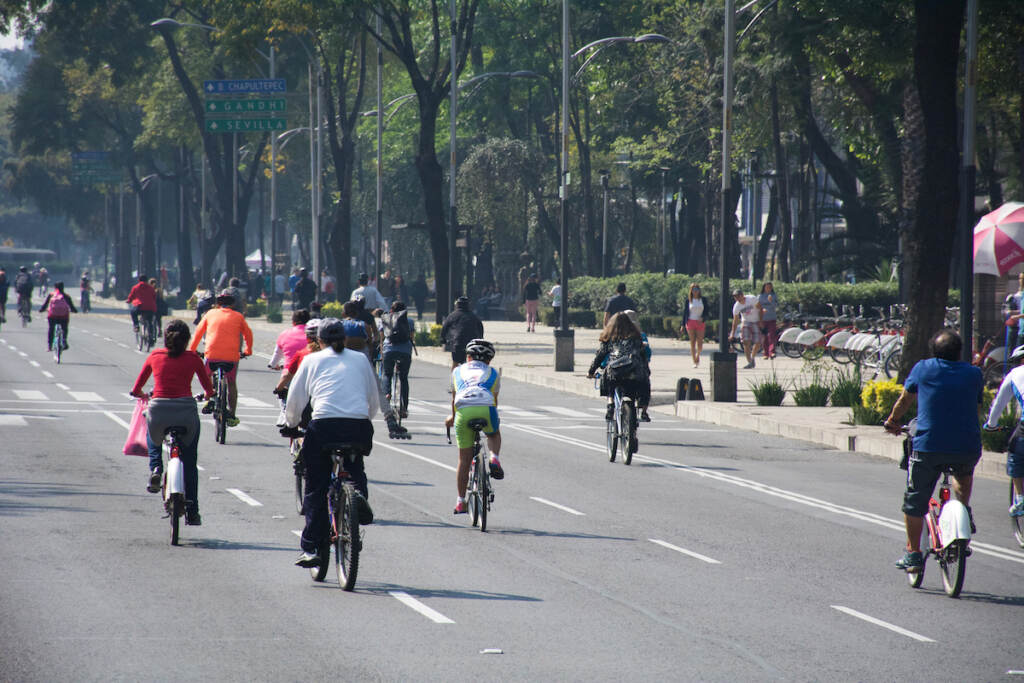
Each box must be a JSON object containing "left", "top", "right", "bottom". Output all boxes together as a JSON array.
[{"left": 147, "top": 431, "right": 200, "bottom": 512}]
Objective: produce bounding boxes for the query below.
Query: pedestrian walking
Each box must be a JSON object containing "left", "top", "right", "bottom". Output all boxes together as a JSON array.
[
  {"left": 758, "top": 282, "right": 779, "bottom": 359},
  {"left": 603, "top": 282, "right": 637, "bottom": 326},
  {"left": 729, "top": 288, "right": 763, "bottom": 369},
  {"left": 681, "top": 282, "right": 710, "bottom": 368},
  {"left": 522, "top": 274, "right": 541, "bottom": 332},
  {"left": 548, "top": 281, "right": 562, "bottom": 327}
]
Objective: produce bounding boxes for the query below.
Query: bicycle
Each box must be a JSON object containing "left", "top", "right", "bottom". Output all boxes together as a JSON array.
[
  {"left": 900, "top": 424, "right": 973, "bottom": 598},
  {"left": 304, "top": 437, "right": 368, "bottom": 590},
  {"left": 596, "top": 371, "right": 637, "bottom": 465},
  {"left": 274, "top": 387, "right": 306, "bottom": 516},
  {"left": 136, "top": 313, "right": 157, "bottom": 352},
  {"left": 52, "top": 321, "right": 65, "bottom": 364},
  {"left": 447, "top": 419, "right": 494, "bottom": 532},
  {"left": 17, "top": 295, "right": 31, "bottom": 327},
  {"left": 207, "top": 361, "right": 233, "bottom": 445},
  {"left": 160, "top": 425, "right": 189, "bottom": 546}
]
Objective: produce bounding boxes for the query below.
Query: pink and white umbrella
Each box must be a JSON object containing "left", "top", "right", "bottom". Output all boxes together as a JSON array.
[{"left": 974, "top": 202, "right": 1024, "bottom": 276}]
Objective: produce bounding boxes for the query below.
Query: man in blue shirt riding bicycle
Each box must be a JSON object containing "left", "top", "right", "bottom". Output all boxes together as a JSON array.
[
  {"left": 444, "top": 339, "right": 504, "bottom": 515},
  {"left": 884, "top": 330, "right": 982, "bottom": 574}
]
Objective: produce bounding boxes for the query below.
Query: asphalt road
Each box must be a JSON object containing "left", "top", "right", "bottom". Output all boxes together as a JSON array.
[{"left": 1, "top": 304, "right": 1023, "bottom": 682}]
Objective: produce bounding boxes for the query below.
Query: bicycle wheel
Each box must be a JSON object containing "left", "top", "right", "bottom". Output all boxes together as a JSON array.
[
  {"left": 1011, "top": 483, "right": 1024, "bottom": 548},
  {"left": 883, "top": 347, "right": 902, "bottom": 379},
  {"left": 620, "top": 402, "right": 635, "bottom": 466},
  {"left": 984, "top": 361, "right": 1008, "bottom": 388},
  {"left": 168, "top": 493, "right": 183, "bottom": 546},
  {"left": 293, "top": 444, "right": 305, "bottom": 516},
  {"left": 335, "top": 484, "right": 360, "bottom": 590},
  {"left": 477, "top": 453, "right": 488, "bottom": 533},
  {"left": 136, "top": 323, "right": 144, "bottom": 351},
  {"left": 215, "top": 376, "right": 227, "bottom": 444},
  {"left": 391, "top": 373, "right": 402, "bottom": 426},
  {"left": 801, "top": 345, "right": 825, "bottom": 361},
  {"left": 606, "top": 417, "right": 617, "bottom": 462},
  {"left": 937, "top": 539, "right": 967, "bottom": 598},
  {"left": 53, "top": 327, "right": 62, "bottom": 364},
  {"left": 468, "top": 451, "right": 481, "bottom": 527}
]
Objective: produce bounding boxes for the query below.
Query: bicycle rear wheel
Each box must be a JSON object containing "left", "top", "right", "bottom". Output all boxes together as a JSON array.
[
  {"left": 391, "top": 373, "right": 402, "bottom": 426},
  {"left": 606, "top": 417, "right": 617, "bottom": 462},
  {"left": 477, "top": 453, "right": 489, "bottom": 532},
  {"left": 53, "top": 326, "right": 63, "bottom": 364},
  {"left": 335, "top": 484, "right": 360, "bottom": 590},
  {"left": 883, "top": 347, "right": 902, "bottom": 379},
  {"left": 168, "top": 493, "right": 183, "bottom": 546},
  {"left": 620, "top": 402, "right": 635, "bottom": 466},
  {"left": 215, "top": 376, "right": 227, "bottom": 444},
  {"left": 938, "top": 539, "right": 967, "bottom": 598},
  {"left": 1011, "top": 482, "right": 1024, "bottom": 548},
  {"left": 292, "top": 442, "right": 305, "bottom": 516},
  {"left": 469, "top": 451, "right": 481, "bottom": 527}
]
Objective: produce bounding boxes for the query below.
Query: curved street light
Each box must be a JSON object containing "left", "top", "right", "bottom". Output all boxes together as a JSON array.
[{"left": 571, "top": 33, "right": 670, "bottom": 83}]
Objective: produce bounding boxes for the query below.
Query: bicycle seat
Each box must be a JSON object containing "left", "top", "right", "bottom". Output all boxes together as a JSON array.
[
  {"left": 163, "top": 426, "right": 189, "bottom": 437},
  {"left": 321, "top": 442, "right": 371, "bottom": 458},
  {"left": 208, "top": 361, "right": 235, "bottom": 373},
  {"left": 467, "top": 418, "right": 489, "bottom": 432}
]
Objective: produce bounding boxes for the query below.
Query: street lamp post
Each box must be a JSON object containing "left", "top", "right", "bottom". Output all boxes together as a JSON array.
[
  {"left": 711, "top": 0, "right": 738, "bottom": 402},
  {"left": 448, "top": 0, "right": 458, "bottom": 314},
  {"left": 600, "top": 169, "right": 609, "bottom": 278}
]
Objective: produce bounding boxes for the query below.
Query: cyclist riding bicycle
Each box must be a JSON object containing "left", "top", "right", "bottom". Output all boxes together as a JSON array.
[
  {"left": 381, "top": 301, "right": 414, "bottom": 419},
  {"left": 131, "top": 319, "right": 214, "bottom": 526},
  {"left": 14, "top": 266, "right": 33, "bottom": 322},
  {"left": 274, "top": 318, "right": 322, "bottom": 426},
  {"left": 444, "top": 339, "right": 504, "bottom": 515},
  {"left": 188, "top": 290, "right": 254, "bottom": 427},
  {"left": 0, "top": 267, "right": 9, "bottom": 324},
  {"left": 38, "top": 281, "right": 77, "bottom": 351},
  {"left": 283, "top": 318, "right": 378, "bottom": 569},
  {"left": 983, "top": 343, "right": 1024, "bottom": 517},
  {"left": 126, "top": 275, "right": 158, "bottom": 335},
  {"left": 587, "top": 311, "right": 652, "bottom": 422}
]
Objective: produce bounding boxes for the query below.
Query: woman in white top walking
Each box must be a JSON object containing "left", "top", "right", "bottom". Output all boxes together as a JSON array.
[{"left": 680, "top": 283, "right": 710, "bottom": 368}]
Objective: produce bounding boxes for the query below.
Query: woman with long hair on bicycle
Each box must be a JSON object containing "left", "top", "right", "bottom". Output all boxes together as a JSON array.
[
  {"left": 680, "top": 282, "right": 709, "bottom": 368},
  {"left": 283, "top": 319, "right": 378, "bottom": 569},
  {"left": 587, "top": 311, "right": 652, "bottom": 422},
  {"left": 131, "top": 319, "right": 214, "bottom": 526},
  {"left": 38, "top": 281, "right": 76, "bottom": 351}
]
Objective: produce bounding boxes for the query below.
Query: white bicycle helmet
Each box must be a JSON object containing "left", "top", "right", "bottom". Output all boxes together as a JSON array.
[
  {"left": 1010, "top": 344, "right": 1024, "bottom": 363},
  {"left": 465, "top": 338, "right": 495, "bottom": 362}
]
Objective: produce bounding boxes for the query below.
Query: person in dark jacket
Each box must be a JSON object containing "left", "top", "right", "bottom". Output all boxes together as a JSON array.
[
  {"left": 680, "top": 282, "right": 711, "bottom": 368},
  {"left": 409, "top": 274, "right": 428, "bottom": 320},
  {"left": 441, "top": 296, "right": 484, "bottom": 368},
  {"left": 587, "top": 311, "right": 651, "bottom": 422},
  {"left": 293, "top": 268, "right": 318, "bottom": 311}
]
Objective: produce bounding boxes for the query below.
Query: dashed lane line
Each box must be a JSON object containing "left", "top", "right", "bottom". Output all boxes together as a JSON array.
[
  {"left": 13, "top": 390, "right": 47, "bottom": 400},
  {"left": 41, "top": 371, "right": 54, "bottom": 378},
  {"left": 102, "top": 411, "right": 132, "bottom": 430},
  {"left": 28, "top": 360, "right": 40, "bottom": 367},
  {"left": 373, "top": 439, "right": 457, "bottom": 472},
  {"left": 226, "top": 488, "right": 263, "bottom": 507},
  {"left": 68, "top": 391, "right": 104, "bottom": 402},
  {"left": 649, "top": 539, "right": 721, "bottom": 565},
  {"left": 389, "top": 591, "right": 455, "bottom": 624},
  {"left": 56, "top": 383, "right": 69, "bottom": 390},
  {"left": 530, "top": 497, "right": 585, "bottom": 516},
  {"left": 830, "top": 606, "right": 934, "bottom": 643}
]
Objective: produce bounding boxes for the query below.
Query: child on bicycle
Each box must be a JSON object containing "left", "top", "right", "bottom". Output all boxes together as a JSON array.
[
  {"left": 444, "top": 339, "right": 504, "bottom": 515},
  {"left": 38, "top": 281, "right": 77, "bottom": 351}
]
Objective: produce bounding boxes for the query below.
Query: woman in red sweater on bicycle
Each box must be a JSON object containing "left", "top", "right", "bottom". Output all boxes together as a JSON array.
[{"left": 131, "top": 319, "right": 214, "bottom": 526}]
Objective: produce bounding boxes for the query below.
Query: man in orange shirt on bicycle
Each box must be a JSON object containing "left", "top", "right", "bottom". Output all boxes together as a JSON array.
[{"left": 188, "top": 290, "right": 254, "bottom": 426}]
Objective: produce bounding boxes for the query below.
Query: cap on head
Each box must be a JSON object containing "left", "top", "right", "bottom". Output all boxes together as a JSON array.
[
  {"left": 732, "top": 288, "right": 744, "bottom": 297},
  {"left": 216, "top": 289, "right": 235, "bottom": 304},
  {"left": 317, "top": 317, "right": 345, "bottom": 344}
]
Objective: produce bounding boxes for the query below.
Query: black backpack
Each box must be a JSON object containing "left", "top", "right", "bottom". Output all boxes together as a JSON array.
[
  {"left": 14, "top": 272, "right": 32, "bottom": 295},
  {"left": 387, "top": 310, "right": 411, "bottom": 344},
  {"left": 605, "top": 341, "right": 645, "bottom": 382}
]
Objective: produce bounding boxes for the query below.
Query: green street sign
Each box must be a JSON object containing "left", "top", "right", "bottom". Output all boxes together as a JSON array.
[
  {"left": 205, "top": 118, "right": 287, "bottom": 133},
  {"left": 206, "top": 99, "right": 286, "bottom": 114}
]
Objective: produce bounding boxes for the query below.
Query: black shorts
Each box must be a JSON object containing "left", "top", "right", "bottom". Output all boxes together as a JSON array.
[
  {"left": 902, "top": 451, "right": 979, "bottom": 517},
  {"left": 451, "top": 347, "right": 467, "bottom": 365}
]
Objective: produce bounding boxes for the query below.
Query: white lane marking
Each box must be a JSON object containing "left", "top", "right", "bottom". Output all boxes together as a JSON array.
[
  {"left": 197, "top": 465, "right": 205, "bottom": 472},
  {"left": 501, "top": 405, "right": 548, "bottom": 419},
  {"left": 103, "top": 337, "right": 113, "bottom": 342},
  {"left": 507, "top": 423, "right": 1024, "bottom": 565},
  {"left": 17, "top": 351, "right": 27, "bottom": 357},
  {"left": 291, "top": 530, "right": 302, "bottom": 538},
  {"left": 252, "top": 351, "right": 272, "bottom": 360},
  {"left": 0, "top": 415, "right": 28, "bottom": 426},
  {"left": 649, "top": 539, "right": 721, "bottom": 564},
  {"left": 830, "top": 606, "right": 935, "bottom": 643},
  {"left": 13, "top": 390, "right": 47, "bottom": 400},
  {"left": 237, "top": 396, "right": 272, "bottom": 408},
  {"left": 226, "top": 488, "right": 263, "bottom": 507},
  {"left": 117, "top": 343, "right": 129, "bottom": 349},
  {"left": 1007, "top": 671, "right": 1024, "bottom": 675},
  {"left": 56, "top": 383, "right": 69, "bottom": 390},
  {"left": 530, "top": 496, "right": 585, "bottom": 516},
  {"left": 41, "top": 371, "right": 54, "bottom": 378},
  {"left": 8, "top": 345, "right": 17, "bottom": 351},
  {"left": 68, "top": 391, "right": 104, "bottom": 402},
  {"left": 28, "top": 360, "right": 40, "bottom": 367},
  {"left": 102, "top": 411, "right": 132, "bottom": 430},
  {"left": 538, "top": 405, "right": 592, "bottom": 418},
  {"left": 373, "top": 440, "right": 456, "bottom": 472},
  {"left": 389, "top": 591, "right": 455, "bottom": 624}
]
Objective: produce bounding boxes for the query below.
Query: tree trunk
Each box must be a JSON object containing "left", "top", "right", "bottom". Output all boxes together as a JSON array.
[
  {"left": 177, "top": 145, "right": 195, "bottom": 296},
  {"left": 754, "top": 182, "right": 778, "bottom": 280},
  {"left": 770, "top": 77, "right": 793, "bottom": 282},
  {"left": 898, "top": 0, "right": 965, "bottom": 380}
]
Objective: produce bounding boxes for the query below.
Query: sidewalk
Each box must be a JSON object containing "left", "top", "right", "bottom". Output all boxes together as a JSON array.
[{"left": 89, "top": 296, "right": 1007, "bottom": 479}]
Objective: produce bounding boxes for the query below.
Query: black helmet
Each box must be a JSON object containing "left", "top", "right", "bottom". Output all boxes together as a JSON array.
[
  {"left": 317, "top": 317, "right": 346, "bottom": 344},
  {"left": 455, "top": 296, "right": 470, "bottom": 310},
  {"left": 216, "top": 289, "right": 235, "bottom": 305},
  {"left": 465, "top": 338, "right": 495, "bottom": 362}
]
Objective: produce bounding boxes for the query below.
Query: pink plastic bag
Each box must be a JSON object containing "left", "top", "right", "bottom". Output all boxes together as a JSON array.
[{"left": 123, "top": 397, "right": 149, "bottom": 456}]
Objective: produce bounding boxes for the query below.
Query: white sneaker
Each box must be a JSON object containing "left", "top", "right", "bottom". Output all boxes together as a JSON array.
[{"left": 1010, "top": 496, "right": 1024, "bottom": 517}]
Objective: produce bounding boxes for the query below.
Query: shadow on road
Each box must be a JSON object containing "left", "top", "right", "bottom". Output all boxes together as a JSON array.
[
  {"left": 491, "top": 526, "right": 634, "bottom": 542},
  {"left": 187, "top": 538, "right": 297, "bottom": 552},
  {"left": 364, "top": 582, "right": 542, "bottom": 602}
]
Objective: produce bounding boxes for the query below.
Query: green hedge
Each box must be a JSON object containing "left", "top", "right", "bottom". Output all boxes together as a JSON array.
[{"left": 559, "top": 273, "right": 958, "bottom": 317}]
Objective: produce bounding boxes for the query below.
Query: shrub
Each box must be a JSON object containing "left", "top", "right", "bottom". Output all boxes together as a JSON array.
[
  {"left": 861, "top": 378, "right": 904, "bottom": 417},
  {"left": 414, "top": 322, "right": 443, "bottom": 346},
  {"left": 244, "top": 300, "right": 266, "bottom": 317},
  {"left": 750, "top": 373, "right": 786, "bottom": 406},
  {"left": 266, "top": 310, "right": 283, "bottom": 323},
  {"left": 793, "top": 383, "right": 831, "bottom": 407},
  {"left": 830, "top": 367, "right": 862, "bottom": 407},
  {"left": 320, "top": 301, "right": 345, "bottom": 318},
  {"left": 851, "top": 402, "right": 884, "bottom": 425},
  {"left": 981, "top": 402, "right": 1018, "bottom": 452}
]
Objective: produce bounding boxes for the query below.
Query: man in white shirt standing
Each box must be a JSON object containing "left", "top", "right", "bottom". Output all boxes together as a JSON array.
[
  {"left": 350, "top": 272, "right": 386, "bottom": 310},
  {"left": 729, "top": 288, "right": 764, "bottom": 369},
  {"left": 284, "top": 318, "right": 379, "bottom": 568}
]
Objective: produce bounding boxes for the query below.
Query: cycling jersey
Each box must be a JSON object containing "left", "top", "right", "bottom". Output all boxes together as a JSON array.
[
  {"left": 188, "top": 307, "right": 253, "bottom": 362},
  {"left": 452, "top": 360, "right": 500, "bottom": 408},
  {"left": 270, "top": 324, "right": 308, "bottom": 369},
  {"left": 127, "top": 281, "right": 157, "bottom": 311}
]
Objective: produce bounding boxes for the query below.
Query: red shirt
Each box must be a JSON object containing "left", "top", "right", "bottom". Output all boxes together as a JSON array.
[
  {"left": 286, "top": 346, "right": 313, "bottom": 376},
  {"left": 132, "top": 348, "right": 214, "bottom": 398},
  {"left": 127, "top": 281, "right": 157, "bottom": 312}
]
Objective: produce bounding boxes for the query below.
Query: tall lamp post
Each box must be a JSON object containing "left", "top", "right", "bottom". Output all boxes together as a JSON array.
[
  {"left": 600, "top": 169, "right": 609, "bottom": 278},
  {"left": 711, "top": 0, "right": 738, "bottom": 402}
]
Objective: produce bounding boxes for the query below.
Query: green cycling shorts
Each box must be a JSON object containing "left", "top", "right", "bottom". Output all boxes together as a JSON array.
[{"left": 453, "top": 405, "right": 500, "bottom": 448}]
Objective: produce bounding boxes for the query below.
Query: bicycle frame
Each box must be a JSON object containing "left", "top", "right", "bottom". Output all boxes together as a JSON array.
[{"left": 928, "top": 474, "right": 972, "bottom": 550}]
